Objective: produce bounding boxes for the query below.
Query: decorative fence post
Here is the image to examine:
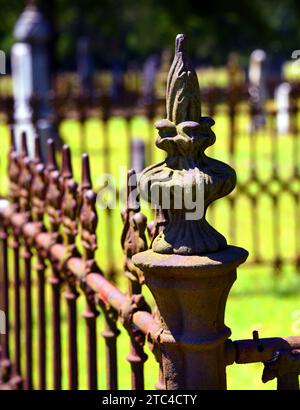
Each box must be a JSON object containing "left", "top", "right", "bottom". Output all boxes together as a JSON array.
[{"left": 133, "top": 34, "right": 248, "bottom": 390}]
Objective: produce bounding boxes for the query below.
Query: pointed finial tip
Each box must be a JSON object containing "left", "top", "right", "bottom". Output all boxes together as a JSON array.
[
  {"left": 62, "top": 145, "right": 71, "bottom": 164},
  {"left": 62, "top": 144, "right": 73, "bottom": 178},
  {"left": 175, "top": 34, "right": 187, "bottom": 53},
  {"left": 127, "top": 169, "right": 137, "bottom": 187},
  {"left": 81, "top": 153, "right": 92, "bottom": 188},
  {"left": 127, "top": 169, "right": 138, "bottom": 200},
  {"left": 46, "top": 139, "right": 54, "bottom": 157},
  {"left": 128, "top": 169, "right": 136, "bottom": 178},
  {"left": 34, "top": 135, "right": 41, "bottom": 160},
  {"left": 81, "top": 152, "right": 89, "bottom": 164},
  {"left": 10, "top": 127, "right": 16, "bottom": 150},
  {"left": 46, "top": 138, "right": 57, "bottom": 171},
  {"left": 21, "top": 131, "right": 28, "bottom": 155},
  {"left": 81, "top": 153, "right": 89, "bottom": 169}
]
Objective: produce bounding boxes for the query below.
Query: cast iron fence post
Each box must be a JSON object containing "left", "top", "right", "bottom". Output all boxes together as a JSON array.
[{"left": 133, "top": 34, "right": 248, "bottom": 390}]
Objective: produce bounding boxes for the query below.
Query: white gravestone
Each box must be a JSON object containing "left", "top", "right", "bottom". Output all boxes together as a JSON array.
[
  {"left": 275, "top": 82, "right": 291, "bottom": 135},
  {"left": 248, "top": 49, "right": 267, "bottom": 131},
  {"left": 249, "top": 49, "right": 266, "bottom": 87},
  {"left": 11, "top": 42, "right": 35, "bottom": 156}
]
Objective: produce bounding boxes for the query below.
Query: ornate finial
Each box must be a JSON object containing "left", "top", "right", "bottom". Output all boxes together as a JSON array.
[
  {"left": 8, "top": 129, "right": 20, "bottom": 206},
  {"left": 139, "top": 34, "right": 236, "bottom": 255},
  {"left": 10, "top": 127, "right": 16, "bottom": 151},
  {"left": 61, "top": 148, "right": 78, "bottom": 248},
  {"left": 121, "top": 170, "right": 147, "bottom": 283},
  {"left": 45, "top": 142, "right": 61, "bottom": 232},
  {"left": 81, "top": 153, "right": 92, "bottom": 191},
  {"left": 45, "top": 168, "right": 62, "bottom": 233},
  {"left": 33, "top": 135, "right": 42, "bottom": 165},
  {"left": 19, "top": 155, "right": 32, "bottom": 214},
  {"left": 46, "top": 138, "right": 58, "bottom": 173},
  {"left": 17, "top": 131, "right": 32, "bottom": 213},
  {"left": 31, "top": 162, "right": 46, "bottom": 223},
  {"left": 126, "top": 169, "right": 140, "bottom": 212},
  {"left": 78, "top": 153, "right": 93, "bottom": 215},
  {"left": 121, "top": 169, "right": 142, "bottom": 248},
  {"left": 80, "top": 189, "right": 98, "bottom": 273},
  {"left": 20, "top": 131, "right": 28, "bottom": 158},
  {"left": 166, "top": 34, "right": 201, "bottom": 124},
  {"left": 61, "top": 145, "right": 73, "bottom": 180},
  {"left": 79, "top": 154, "right": 101, "bottom": 311},
  {"left": 31, "top": 136, "right": 46, "bottom": 222}
]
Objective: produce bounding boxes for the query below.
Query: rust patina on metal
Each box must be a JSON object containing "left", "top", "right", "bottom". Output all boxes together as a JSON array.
[
  {"left": 121, "top": 169, "right": 150, "bottom": 389},
  {"left": 133, "top": 33, "right": 248, "bottom": 390},
  {"left": 1, "top": 34, "right": 300, "bottom": 391},
  {"left": 133, "top": 34, "right": 300, "bottom": 390},
  {"left": 1, "top": 131, "right": 300, "bottom": 392},
  {"left": 0, "top": 132, "right": 157, "bottom": 390}
]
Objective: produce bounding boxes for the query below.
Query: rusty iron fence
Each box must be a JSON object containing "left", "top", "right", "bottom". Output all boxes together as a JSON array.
[
  {"left": 0, "top": 131, "right": 154, "bottom": 390},
  {"left": 0, "top": 34, "right": 300, "bottom": 390},
  {"left": 1, "top": 82, "right": 300, "bottom": 276}
]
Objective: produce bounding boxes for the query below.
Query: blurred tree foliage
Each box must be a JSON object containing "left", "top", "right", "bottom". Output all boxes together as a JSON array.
[{"left": 1, "top": 0, "right": 300, "bottom": 69}]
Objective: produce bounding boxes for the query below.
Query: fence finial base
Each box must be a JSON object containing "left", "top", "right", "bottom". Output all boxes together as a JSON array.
[{"left": 133, "top": 245, "right": 248, "bottom": 390}]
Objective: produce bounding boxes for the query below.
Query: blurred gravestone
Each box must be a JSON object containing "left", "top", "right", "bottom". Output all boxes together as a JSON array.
[
  {"left": 13, "top": 0, "right": 58, "bottom": 160},
  {"left": 0, "top": 50, "right": 6, "bottom": 75},
  {"left": 11, "top": 43, "right": 36, "bottom": 156},
  {"left": 130, "top": 139, "right": 145, "bottom": 175},
  {"left": 141, "top": 54, "right": 159, "bottom": 105},
  {"left": 248, "top": 49, "right": 267, "bottom": 131},
  {"left": 275, "top": 82, "right": 291, "bottom": 135}
]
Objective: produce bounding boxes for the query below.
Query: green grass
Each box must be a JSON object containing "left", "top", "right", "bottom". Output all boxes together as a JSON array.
[{"left": 1, "top": 106, "right": 300, "bottom": 390}]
